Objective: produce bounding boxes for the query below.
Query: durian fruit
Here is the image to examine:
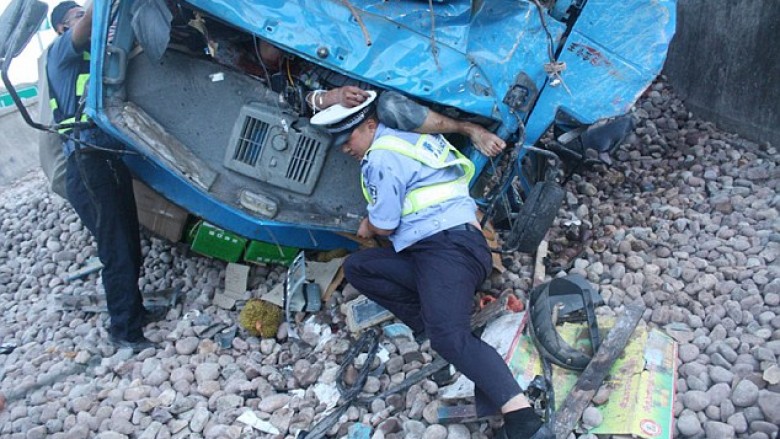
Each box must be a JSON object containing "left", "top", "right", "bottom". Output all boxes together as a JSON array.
[{"left": 239, "top": 299, "right": 283, "bottom": 338}]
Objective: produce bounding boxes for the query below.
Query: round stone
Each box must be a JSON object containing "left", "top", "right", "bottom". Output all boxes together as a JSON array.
[{"left": 732, "top": 379, "right": 760, "bottom": 407}]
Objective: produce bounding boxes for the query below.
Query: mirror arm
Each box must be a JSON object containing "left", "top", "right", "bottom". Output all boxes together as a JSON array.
[
  {"left": 0, "top": 61, "right": 49, "bottom": 132},
  {"left": 0, "top": 0, "right": 66, "bottom": 134}
]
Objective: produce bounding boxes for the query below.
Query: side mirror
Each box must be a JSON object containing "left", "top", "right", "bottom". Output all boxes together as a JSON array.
[
  {"left": 0, "top": 0, "right": 48, "bottom": 61},
  {"left": 1, "top": 0, "right": 50, "bottom": 132}
]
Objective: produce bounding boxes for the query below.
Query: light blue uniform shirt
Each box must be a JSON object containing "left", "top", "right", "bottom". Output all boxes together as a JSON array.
[{"left": 361, "top": 124, "right": 477, "bottom": 252}]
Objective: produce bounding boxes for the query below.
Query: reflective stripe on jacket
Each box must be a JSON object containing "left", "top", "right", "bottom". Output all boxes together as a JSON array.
[
  {"left": 361, "top": 134, "right": 475, "bottom": 216},
  {"left": 49, "top": 51, "right": 90, "bottom": 133}
]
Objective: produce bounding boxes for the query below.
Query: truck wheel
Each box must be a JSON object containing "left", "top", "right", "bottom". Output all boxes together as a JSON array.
[{"left": 504, "top": 181, "right": 564, "bottom": 253}]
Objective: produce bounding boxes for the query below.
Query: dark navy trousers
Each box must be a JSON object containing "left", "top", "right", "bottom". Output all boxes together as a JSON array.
[
  {"left": 344, "top": 228, "right": 522, "bottom": 415},
  {"left": 65, "top": 146, "right": 145, "bottom": 341}
]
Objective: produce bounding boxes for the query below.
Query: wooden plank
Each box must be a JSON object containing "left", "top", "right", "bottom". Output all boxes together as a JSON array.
[
  {"left": 437, "top": 404, "right": 478, "bottom": 424},
  {"left": 553, "top": 304, "right": 644, "bottom": 439}
]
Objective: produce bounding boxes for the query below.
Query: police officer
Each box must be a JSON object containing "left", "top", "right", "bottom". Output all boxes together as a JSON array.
[
  {"left": 317, "top": 96, "right": 551, "bottom": 439},
  {"left": 47, "top": 2, "right": 164, "bottom": 352}
]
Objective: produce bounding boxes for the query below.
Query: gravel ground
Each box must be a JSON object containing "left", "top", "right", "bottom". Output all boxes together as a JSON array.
[{"left": 0, "top": 79, "right": 778, "bottom": 439}]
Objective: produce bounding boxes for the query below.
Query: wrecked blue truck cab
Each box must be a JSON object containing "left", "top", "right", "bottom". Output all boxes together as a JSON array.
[{"left": 4, "top": 0, "right": 677, "bottom": 254}]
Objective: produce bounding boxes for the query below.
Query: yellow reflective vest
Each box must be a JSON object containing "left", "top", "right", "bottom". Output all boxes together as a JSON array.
[
  {"left": 361, "top": 134, "right": 475, "bottom": 216},
  {"left": 49, "top": 51, "right": 91, "bottom": 134}
]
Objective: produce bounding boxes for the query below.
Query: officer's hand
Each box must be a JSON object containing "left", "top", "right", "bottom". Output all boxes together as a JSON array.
[
  {"left": 329, "top": 86, "right": 371, "bottom": 108},
  {"left": 357, "top": 217, "right": 376, "bottom": 239}
]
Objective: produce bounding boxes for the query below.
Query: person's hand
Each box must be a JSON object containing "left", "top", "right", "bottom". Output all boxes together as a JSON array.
[
  {"left": 357, "top": 217, "right": 376, "bottom": 239},
  {"left": 329, "top": 86, "right": 371, "bottom": 108}
]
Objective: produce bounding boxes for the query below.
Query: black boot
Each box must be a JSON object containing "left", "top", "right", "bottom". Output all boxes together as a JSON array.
[{"left": 496, "top": 407, "right": 553, "bottom": 439}]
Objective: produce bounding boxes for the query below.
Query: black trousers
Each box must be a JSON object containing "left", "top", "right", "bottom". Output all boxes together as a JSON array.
[
  {"left": 66, "top": 149, "right": 145, "bottom": 341},
  {"left": 344, "top": 228, "right": 522, "bottom": 415}
]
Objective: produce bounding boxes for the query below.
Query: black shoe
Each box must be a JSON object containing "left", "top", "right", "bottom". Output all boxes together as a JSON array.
[
  {"left": 496, "top": 424, "right": 554, "bottom": 439},
  {"left": 141, "top": 305, "right": 168, "bottom": 326},
  {"left": 110, "top": 335, "right": 158, "bottom": 353}
]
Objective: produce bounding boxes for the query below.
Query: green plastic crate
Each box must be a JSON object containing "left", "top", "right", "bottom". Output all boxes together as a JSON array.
[
  {"left": 244, "top": 240, "right": 298, "bottom": 266},
  {"left": 186, "top": 220, "right": 247, "bottom": 262}
]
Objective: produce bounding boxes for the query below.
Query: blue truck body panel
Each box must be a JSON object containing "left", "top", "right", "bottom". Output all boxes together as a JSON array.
[{"left": 85, "top": 0, "right": 675, "bottom": 251}]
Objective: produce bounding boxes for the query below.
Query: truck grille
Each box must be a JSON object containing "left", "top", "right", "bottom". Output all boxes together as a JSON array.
[
  {"left": 224, "top": 103, "right": 331, "bottom": 195},
  {"left": 231, "top": 116, "right": 268, "bottom": 166},
  {"left": 286, "top": 136, "right": 322, "bottom": 184}
]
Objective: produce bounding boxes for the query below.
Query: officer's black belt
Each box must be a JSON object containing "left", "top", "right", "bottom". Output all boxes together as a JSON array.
[{"left": 447, "top": 223, "right": 480, "bottom": 233}]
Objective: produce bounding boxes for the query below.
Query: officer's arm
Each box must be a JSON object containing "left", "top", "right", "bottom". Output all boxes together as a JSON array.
[
  {"left": 361, "top": 152, "right": 405, "bottom": 238},
  {"left": 359, "top": 217, "right": 394, "bottom": 237},
  {"left": 70, "top": 3, "right": 94, "bottom": 50}
]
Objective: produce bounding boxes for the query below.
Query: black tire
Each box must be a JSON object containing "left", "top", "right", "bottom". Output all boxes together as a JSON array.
[{"left": 504, "top": 181, "right": 564, "bottom": 253}]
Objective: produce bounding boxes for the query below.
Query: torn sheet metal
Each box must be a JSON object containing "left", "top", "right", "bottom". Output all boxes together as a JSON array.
[
  {"left": 268, "top": 254, "right": 343, "bottom": 315},
  {"left": 283, "top": 252, "right": 308, "bottom": 339}
]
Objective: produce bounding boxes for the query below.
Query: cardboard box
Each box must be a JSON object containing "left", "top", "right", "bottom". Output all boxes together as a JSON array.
[
  {"left": 244, "top": 240, "right": 298, "bottom": 266},
  {"left": 132, "top": 180, "right": 189, "bottom": 242},
  {"left": 186, "top": 220, "right": 248, "bottom": 262}
]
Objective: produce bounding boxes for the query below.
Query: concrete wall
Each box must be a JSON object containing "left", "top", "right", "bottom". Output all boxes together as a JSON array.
[
  {"left": 664, "top": 0, "right": 780, "bottom": 147},
  {"left": 0, "top": 100, "right": 40, "bottom": 186}
]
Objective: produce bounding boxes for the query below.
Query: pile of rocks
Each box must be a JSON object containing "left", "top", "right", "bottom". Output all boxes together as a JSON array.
[{"left": 0, "top": 78, "right": 777, "bottom": 439}]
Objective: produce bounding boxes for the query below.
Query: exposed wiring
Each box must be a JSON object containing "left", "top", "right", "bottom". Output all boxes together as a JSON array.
[
  {"left": 251, "top": 35, "right": 276, "bottom": 92},
  {"left": 532, "top": 0, "right": 556, "bottom": 61},
  {"left": 530, "top": 0, "right": 570, "bottom": 95},
  {"left": 286, "top": 57, "right": 295, "bottom": 87},
  {"left": 251, "top": 34, "right": 288, "bottom": 133}
]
